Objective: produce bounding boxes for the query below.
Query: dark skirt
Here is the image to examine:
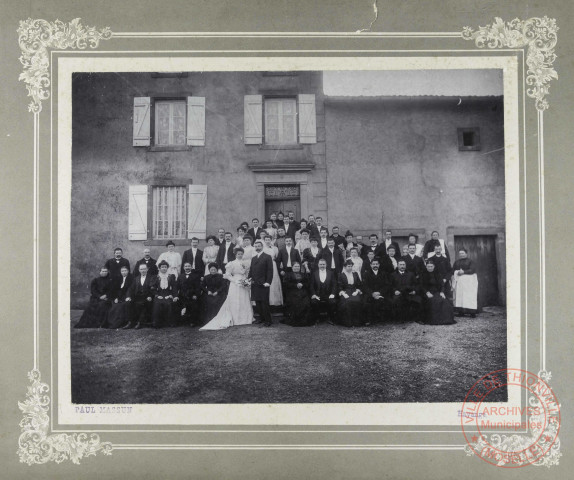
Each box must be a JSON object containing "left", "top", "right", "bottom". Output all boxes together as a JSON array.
[
  {"left": 152, "top": 298, "right": 173, "bottom": 328},
  {"left": 337, "top": 295, "right": 364, "bottom": 327},
  {"left": 203, "top": 293, "right": 226, "bottom": 324},
  {"left": 424, "top": 295, "right": 456, "bottom": 325},
  {"left": 74, "top": 299, "right": 111, "bottom": 328},
  {"left": 105, "top": 301, "right": 130, "bottom": 328},
  {"left": 283, "top": 288, "right": 313, "bottom": 327}
]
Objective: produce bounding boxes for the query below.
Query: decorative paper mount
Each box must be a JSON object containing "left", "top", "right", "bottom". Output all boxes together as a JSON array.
[
  {"left": 18, "top": 370, "right": 113, "bottom": 465},
  {"left": 463, "top": 370, "right": 562, "bottom": 468},
  {"left": 16, "top": 16, "right": 560, "bottom": 465}
]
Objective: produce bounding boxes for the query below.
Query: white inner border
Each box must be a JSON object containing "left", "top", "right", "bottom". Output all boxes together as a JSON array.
[{"left": 57, "top": 55, "right": 520, "bottom": 425}]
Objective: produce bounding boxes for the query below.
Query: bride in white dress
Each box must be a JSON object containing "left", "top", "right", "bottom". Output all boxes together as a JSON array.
[{"left": 199, "top": 248, "right": 254, "bottom": 330}]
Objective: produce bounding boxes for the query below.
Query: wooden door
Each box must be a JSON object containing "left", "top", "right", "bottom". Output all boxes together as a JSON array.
[
  {"left": 265, "top": 200, "right": 284, "bottom": 221},
  {"left": 454, "top": 235, "right": 499, "bottom": 307},
  {"left": 282, "top": 199, "right": 300, "bottom": 221},
  {"left": 265, "top": 199, "right": 300, "bottom": 222}
]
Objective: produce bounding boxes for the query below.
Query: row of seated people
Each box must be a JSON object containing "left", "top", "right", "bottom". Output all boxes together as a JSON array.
[{"left": 75, "top": 252, "right": 460, "bottom": 330}]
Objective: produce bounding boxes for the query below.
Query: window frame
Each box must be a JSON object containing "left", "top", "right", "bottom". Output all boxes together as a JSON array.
[
  {"left": 150, "top": 184, "right": 188, "bottom": 241},
  {"left": 143, "top": 180, "right": 194, "bottom": 246},
  {"left": 457, "top": 127, "right": 482, "bottom": 151},
  {"left": 263, "top": 96, "right": 299, "bottom": 146},
  {"left": 153, "top": 98, "right": 188, "bottom": 148}
]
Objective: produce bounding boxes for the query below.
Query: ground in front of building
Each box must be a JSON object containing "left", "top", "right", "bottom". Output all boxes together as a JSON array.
[{"left": 70, "top": 307, "right": 507, "bottom": 404}]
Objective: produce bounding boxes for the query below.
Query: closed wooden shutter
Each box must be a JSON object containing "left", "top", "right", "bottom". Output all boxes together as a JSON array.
[
  {"left": 128, "top": 185, "right": 149, "bottom": 240},
  {"left": 187, "top": 185, "right": 207, "bottom": 239},
  {"left": 298, "top": 94, "right": 316, "bottom": 144},
  {"left": 244, "top": 95, "right": 263, "bottom": 144},
  {"left": 187, "top": 96, "right": 206, "bottom": 146},
  {"left": 133, "top": 97, "right": 151, "bottom": 146}
]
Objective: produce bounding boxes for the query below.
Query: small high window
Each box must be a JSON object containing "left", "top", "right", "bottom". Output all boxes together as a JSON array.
[{"left": 457, "top": 127, "right": 481, "bottom": 151}]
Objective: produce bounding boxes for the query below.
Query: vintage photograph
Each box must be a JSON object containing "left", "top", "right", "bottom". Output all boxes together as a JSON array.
[{"left": 70, "top": 69, "right": 507, "bottom": 404}]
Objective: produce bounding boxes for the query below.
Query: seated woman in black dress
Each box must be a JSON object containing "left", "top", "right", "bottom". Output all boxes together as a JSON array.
[
  {"left": 201, "top": 262, "right": 228, "bottom": 324},
  {"left": 337, "top": 260, "right": 364, "bottom": 327},
  {"left": 419, "top": 260, "right": 456, "bottom": 325},
  {"left": 74, "top": 267, "right": 113, "bottom": 328},
  {"left": 151, "top": 260, "right": 177, "bottom": 328},
  {"left": 281, "top": 261, "right": 313, "bottom": 327},
  {"left": 105, "top": 265, "right": 134, "bottom": 329}
]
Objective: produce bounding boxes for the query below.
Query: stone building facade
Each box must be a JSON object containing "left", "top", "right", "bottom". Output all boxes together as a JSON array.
[{"left": 71, "top": 71, "right": 505, "bottom": 306}]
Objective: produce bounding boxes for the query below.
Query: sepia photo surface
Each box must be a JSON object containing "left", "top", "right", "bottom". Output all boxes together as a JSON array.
[{"left": 58, "top": 55, "right": 520, "bottom": 425}]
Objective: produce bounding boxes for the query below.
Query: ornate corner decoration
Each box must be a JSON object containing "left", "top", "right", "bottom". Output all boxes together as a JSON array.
[
  {"left": 462, "top": 16, "right": 558, "bottom": 111},
  {"left": 18, "top": 369, "right": 113, "bottom": 465},
  {"left": 463, "top": 371, "right": 562, "bottom": 468},
  {"left": 18, "top": 18, "right": 112, "bottom": 113}
]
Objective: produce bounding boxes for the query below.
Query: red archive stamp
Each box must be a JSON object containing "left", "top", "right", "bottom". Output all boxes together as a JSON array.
[{"left": 461, "top": 368, "right": 561, "bottom": 468}]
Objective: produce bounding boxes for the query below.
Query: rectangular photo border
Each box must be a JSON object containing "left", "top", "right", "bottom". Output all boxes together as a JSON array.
[{"left": 16, "top": 18, "right": 560, "bottom": 465}]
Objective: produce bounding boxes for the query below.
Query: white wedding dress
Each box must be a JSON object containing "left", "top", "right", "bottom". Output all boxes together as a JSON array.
[{"left": 199, "top": 259, "right": 254, "bottom": 330}]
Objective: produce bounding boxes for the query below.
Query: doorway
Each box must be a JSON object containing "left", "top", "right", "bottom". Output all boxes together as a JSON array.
[
  {"left": 264, "top": 184, "right": 301, "bottom": 221},
  {"left": 454, "top": 235, "right": 500, "bottom": 307}
]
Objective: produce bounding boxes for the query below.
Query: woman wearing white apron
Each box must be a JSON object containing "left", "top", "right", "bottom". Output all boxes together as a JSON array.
[{"left": 451, "top": 248, "right": 478, "bottom": 317}]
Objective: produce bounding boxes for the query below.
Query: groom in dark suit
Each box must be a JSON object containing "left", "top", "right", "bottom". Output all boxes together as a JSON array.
[{"left": 250, "top": 240, "right": 274, "bottom": 327}]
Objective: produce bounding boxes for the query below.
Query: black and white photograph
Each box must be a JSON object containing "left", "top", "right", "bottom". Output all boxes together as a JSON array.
[{"left": 69, "top": 68, "right": 508, "bottom": 405}]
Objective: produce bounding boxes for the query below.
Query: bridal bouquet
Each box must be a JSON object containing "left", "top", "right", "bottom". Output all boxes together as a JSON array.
[{"left": 238, "top": 278, "right": 252, "bottom": 289}]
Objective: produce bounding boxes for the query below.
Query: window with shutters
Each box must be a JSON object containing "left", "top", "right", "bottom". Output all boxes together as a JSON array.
[
  {"left": 152, "top": 186, "right": 187, "bottom": 239},
  {"left": 155, "top": 100, "right": 187, "bottom": 146},
  {"left": 133, "top": 96, "right": 205, "bottom": 149},
  {"left": 264, "top": 98, "right": 297, "bottom": 145},
  {"left": 128, "top": 184, "right": 208, "bottom": 244},
  {"left": 244, "top": 94, "right": 316, "bottom": 146}
]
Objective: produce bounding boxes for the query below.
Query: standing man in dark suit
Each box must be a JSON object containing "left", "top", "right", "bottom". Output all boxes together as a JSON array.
[
  {"left": 283, "top": 217, "right": 298, "bottom": 241},
  {"left": 250, "top": 240, "right": 274, "bottom": 327},
  {"left": 319, "top": 237, "right": 345, "bottom": 274},
  {"left": 124, "top": 263, "right": 156, "bottom": 329},
  {"left": 307, "top": 214, "right": 320, "bottom": 239},
  {"left": 133, "top": 248, "right": 158, "bottom": 276},
  {"left": 383, "top": 230, "right": 401, "bottom": 258},
  {"left": 181, "top": 237, "right": 205, "bottom": 276},
  {"left": 287, "top": 211, "right": 300, "bottom": 231},
  {"left": 401, "top": 244, "right": 425, "bottom": 278},
  {"left": 105, "top": 247, "right": 131, "bottom": 280},
  {"left": 215, "top": 232, "right": 235, "bottom": 272},
  {"left": 362, "top": 234, "right": 386, "bottom": 260},
  {"left": 389, "top": 259, "right": 422, "bottom": 322},
  {"left": 214, "top": 228, "right": 226, "bottom": 247},
  {"left": 246, "top": 218, "right": 262, "bottom": 242},
  {"left": 331, "top": 226, "right": 347, "bottom": 251},
  {"left": 310, "top": 258, "right": 337, "bottom": 325},
  {"left": 318, "top": 227, "right": 329, "bottom": 250},
  {"left": 276, "top": 236, "right": 302, "bottom": 276}
]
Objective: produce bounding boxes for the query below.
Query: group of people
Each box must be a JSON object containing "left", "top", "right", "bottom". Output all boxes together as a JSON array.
[{"left": 74, "top": 211, "right": 479, "bottom": 330}]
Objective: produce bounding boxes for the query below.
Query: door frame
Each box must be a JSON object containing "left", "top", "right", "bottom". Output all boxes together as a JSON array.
[
  {"left": 447, "top": 226, "right": 506, "bottom": 306},
  {"left": 248, "top": 164, "right": 314, "bottom": 224}
]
